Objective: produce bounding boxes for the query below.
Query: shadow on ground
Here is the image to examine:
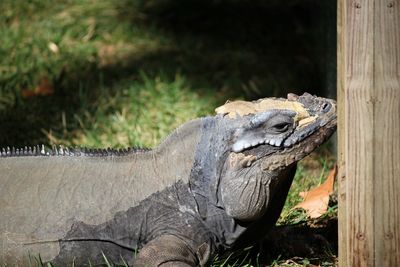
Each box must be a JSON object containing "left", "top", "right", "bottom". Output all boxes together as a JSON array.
[{"left": 216, "top": 217, "right": 338, "bottom": 266}]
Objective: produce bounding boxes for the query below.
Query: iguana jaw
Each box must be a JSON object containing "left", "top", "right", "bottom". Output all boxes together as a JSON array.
[{"left": 259, "top": 117, "right": 336, "bottom": 171}]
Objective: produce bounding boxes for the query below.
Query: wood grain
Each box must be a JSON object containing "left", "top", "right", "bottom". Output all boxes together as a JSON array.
[
  {"left": 338, "top": 0, "right": 400, "bottom": 266},
  {"left": 337, "top": 0, "right": 347, "bottom": 265}
]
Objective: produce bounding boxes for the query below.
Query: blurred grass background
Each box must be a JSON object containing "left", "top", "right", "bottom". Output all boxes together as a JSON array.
[{"left": 0, "top": 0, "right": 337, "bottom": 266}]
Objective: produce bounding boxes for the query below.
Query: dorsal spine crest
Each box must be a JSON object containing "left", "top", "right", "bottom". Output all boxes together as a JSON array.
[{"left": 0, "top": 145, "right": 150, "bottom": 158}]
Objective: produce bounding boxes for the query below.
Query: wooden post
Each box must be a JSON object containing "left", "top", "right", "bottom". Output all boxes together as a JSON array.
[{"left": 338, "top": 0, "right": 400, "bottom": 266}]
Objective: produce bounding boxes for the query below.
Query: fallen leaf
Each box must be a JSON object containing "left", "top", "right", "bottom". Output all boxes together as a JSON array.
[
  {"left": 21, "top": 77, "right": 54, "bottom": 98},
  {"left": 294, "top": 165, "right": 337, "bottom": 218}
]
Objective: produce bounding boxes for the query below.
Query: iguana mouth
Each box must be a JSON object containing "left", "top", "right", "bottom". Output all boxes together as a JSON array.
[
  {"left": 232, "top": 130, "right": 293, "bottom": 152},
  {"left": 231, "top": 114, "right": 319, "bottom": 152},
  {"left": 240, "top": 116, "right": 337, "bottom": 171},
  {"left": 232, "top": 118, "right": 331, "bottom": 153}
]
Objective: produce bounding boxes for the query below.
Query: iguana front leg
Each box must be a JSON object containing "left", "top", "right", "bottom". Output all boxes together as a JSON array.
[{"left": 133, "top": 235, "right": 198, "bottom": 267}]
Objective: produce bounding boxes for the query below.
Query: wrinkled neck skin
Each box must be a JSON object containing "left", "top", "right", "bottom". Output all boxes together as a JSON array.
[{"left": 220, "top": 157, "right": 293, "bottom": 222}]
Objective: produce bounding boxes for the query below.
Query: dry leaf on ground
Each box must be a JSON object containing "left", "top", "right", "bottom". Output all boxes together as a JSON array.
[
  {"left": 294, "top": 165, "right": 337, "bottom": 218},
  {"left": 21, "top": 77, "right": 54, "bottom": 98}
]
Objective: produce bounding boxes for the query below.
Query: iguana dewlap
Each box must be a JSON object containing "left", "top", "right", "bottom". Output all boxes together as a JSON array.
[{"left": 0, "top": 93, "right": 336, "bottom": 266}]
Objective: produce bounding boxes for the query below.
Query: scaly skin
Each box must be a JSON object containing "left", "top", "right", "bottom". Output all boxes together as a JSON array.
[{"left": 0, "top": 93, "right": 336, "bottom": 266}]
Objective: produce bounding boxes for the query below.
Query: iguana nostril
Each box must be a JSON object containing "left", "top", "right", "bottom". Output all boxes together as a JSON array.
[{"left": 322, "top": 102, "right": 330, "bottom": 112}]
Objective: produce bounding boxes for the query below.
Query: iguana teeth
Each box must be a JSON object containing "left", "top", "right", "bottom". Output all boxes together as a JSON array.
[
  {"left": 40, "top": 145, "right": 46, "bottom": 155},
  {"left": 263, "top": 139, "right": 284, "bottom": 147},
  {"left": 284, "top": 137, "right": 299, "bottom": 147},
  {"left": 275, "top": 139, "right": 282, "bottom": 146},
  {"left": 233, "top": 138, "right": 286, "bottom": 152}
]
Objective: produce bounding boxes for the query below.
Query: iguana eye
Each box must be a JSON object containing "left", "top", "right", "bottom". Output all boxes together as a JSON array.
[{"left": 271, "top": 122, "right": 290, "bottom": 132}]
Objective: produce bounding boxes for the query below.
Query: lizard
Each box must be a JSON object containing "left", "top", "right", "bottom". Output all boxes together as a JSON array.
[{"left": 0, "top": 92, "right": 336, "bottom": 266}]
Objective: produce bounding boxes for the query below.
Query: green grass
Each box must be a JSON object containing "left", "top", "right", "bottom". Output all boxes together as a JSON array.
[
  {"left": 1, "top": 0, "right": 224, "bottom": 147},
  {"left": 1, "top": 0, "right": 337, "bottom": 266},
  {"left": 42, "top": 72, "right": 217, "bottom": 148}
]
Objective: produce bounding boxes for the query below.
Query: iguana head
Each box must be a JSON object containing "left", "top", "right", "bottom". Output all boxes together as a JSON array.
[{"left": 213, "top": 93, "right": 336, "bottom": 221}]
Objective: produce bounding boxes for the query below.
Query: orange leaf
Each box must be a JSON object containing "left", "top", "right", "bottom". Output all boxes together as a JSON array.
[
  {"left": 294, "top": 165, "right": 337, "bottom": 218},
  {"left": 22, "top": 77, "right": 54, "bottom": 98}
]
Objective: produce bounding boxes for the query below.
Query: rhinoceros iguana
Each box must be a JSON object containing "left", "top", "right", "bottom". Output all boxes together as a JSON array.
[{"left": 0, "top": 93, "right": 336, "bottom": 266}]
